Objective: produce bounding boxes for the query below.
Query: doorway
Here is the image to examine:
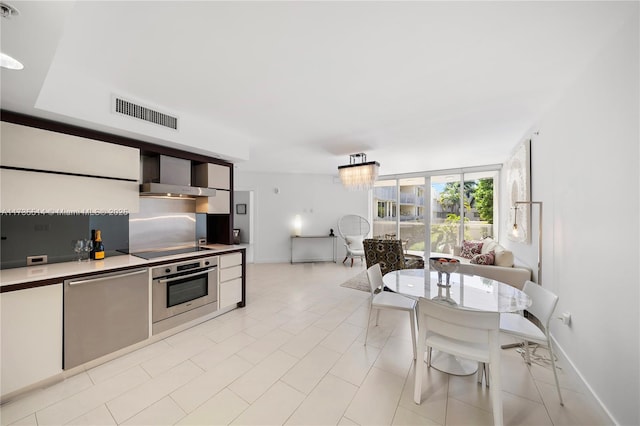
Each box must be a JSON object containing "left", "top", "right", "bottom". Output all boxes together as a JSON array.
[{"left": 233, "top": 190, "right": 254, "bottom": 262}]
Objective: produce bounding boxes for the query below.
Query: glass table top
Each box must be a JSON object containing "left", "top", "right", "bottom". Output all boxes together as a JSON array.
[{"left": 382, "top": 269, "right": 531, "bottom": 313}]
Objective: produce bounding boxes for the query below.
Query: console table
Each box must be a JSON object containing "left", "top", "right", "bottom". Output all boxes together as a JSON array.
[{"left": 291, "top": 236, "right": 337, "bottom": 263}]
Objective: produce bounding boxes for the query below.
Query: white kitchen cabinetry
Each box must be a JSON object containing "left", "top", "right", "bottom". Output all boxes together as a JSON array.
[
  {"left": 0, "top": 122, "right": 139, "bottom": 212},
  {"left": 195, "top": 190, "right": 230, "bottom": 214},
  {"left": 194, "top": 162, "right": 231, "bottom": 214},
  {"left": 1, "top": 284, "right": 63, "bottom": 397},
  {"left": 219, "top": 252, "right": 243, "bottom": 309},
  {"left": 194, "top": 163, "right": 230, "bottom": 190}
]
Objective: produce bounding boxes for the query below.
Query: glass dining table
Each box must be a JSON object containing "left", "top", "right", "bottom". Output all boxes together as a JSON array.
[{"left": 382, "top": 268, "right": 531, "bottom": 375}]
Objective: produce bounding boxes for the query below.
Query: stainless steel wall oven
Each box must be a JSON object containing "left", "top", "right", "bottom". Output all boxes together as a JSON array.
[{"left": 152, "top": 256, "right": 218, "bottom": 334}]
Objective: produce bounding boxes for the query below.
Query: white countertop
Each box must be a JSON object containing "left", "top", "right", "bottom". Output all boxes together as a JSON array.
[
  {"left": 0, "top": 244, "right": 244, "bottom": 288},
  {"left": 0, "top": 255, "right": 148, "bottom": 288}
]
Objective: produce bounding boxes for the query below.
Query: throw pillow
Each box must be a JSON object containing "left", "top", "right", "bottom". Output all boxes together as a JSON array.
[
  {"left": 345, "top": 235, "right": 364, "bottom": 250},
  {"left": 480, "top": 237, "right": 499, "bottom": 255},
  {"left": 494, "top": 249, "right": 514, "bottom": 267},
  {"left": 460, "top": 240, "right": 483, "bottom": 259},
  {"left": 471, "top": 251, "right": 495, "bottom": 265}
]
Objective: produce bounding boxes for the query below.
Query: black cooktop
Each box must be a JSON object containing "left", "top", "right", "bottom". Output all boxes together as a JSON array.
[{"left": 132, "top": 247, "right": 210, "bottom": 260}]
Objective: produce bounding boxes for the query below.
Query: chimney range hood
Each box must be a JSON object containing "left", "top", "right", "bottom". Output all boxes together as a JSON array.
[{"left": 139, "top": 155, "right": 216, "bottom": 197}]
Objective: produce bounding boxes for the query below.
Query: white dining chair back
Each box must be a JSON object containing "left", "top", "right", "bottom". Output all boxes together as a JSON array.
[
  {"left": 522, "top": 281, "right": 558, "bottom": 330},
  {"left": 366, "top": 262, "right": 384, "bottom": 293},
  {"left": 500, "top": 280, "right": 564, "bottom": 405},
  {"left": 364, "top": 264, "right": 417, "bottom": 359},
  {"left": 414, "top": 298, "right": 503, "bottom": 426}
]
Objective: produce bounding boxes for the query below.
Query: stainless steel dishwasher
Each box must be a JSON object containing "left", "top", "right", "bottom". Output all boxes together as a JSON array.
[{"left": 63, "top": 268, "right": 149, "bottom": 370}]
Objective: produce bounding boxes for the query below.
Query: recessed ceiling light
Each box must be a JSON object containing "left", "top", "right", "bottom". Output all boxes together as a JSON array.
[
  {"left": 0, "top": 2, "right": 19, "bottom": 19},
  {"left": 1, "top": 3, "right": 23, "bottom": 70},
  {"left": 0, "top": 52, "right": 23, "bottom": 70}
]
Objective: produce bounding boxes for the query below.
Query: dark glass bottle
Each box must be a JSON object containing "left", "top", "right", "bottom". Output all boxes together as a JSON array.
[{"left": 92, "top": 229, "right": 105, "bottom": 260}]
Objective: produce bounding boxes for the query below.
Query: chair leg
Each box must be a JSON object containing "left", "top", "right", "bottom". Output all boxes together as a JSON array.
[
  {"left": 547, "top": 336, "right": 565, "bottom": 406},
  {"left": 477, "top": 362, "right": 484, "bottom": 385},
  {"left": 523, "top": 340, "right": 532, "bottom": 365},
  {"left": 409, "top": 310, "right": 417, "bottom": 360},
  {"left": 414, "top": 316, "right": 428, "bottom": 404},
  {"left": 350, "top": 258, "right": 354, "bottom": 267},
  {"left": 342, "top": 256, "right": 348, "bottom": 264},
  {"left": 485, "top": 363, "right": 490, "bottom": 388},
  {"left": 364, "top": 304, "right": 374, "bottom": 346},
  {"left": 489, "top": 361, "right": 503, "bottom": 426}
]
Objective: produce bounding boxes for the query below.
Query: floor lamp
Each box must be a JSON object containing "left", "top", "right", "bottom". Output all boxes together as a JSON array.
[{"left": 512, "top": 201, "right": 543, "bottom": 286}]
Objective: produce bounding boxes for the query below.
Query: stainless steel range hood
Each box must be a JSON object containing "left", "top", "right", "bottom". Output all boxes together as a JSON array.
[{"left": 140, "top": 155, "right": 216, "bottom": 197}]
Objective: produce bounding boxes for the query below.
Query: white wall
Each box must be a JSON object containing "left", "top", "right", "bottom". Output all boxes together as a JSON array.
[
  {"left": 234, "top": 172, "right": 369, "bottom": 263},
  {"left": 502, "top": 15, "right": 639, "bottom": 425}
]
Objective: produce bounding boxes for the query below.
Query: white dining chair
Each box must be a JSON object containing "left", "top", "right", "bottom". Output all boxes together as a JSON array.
[
  {"left": 500, "top": 280, "right": 564, "bottom": 406},
  {"left": 364, "top": 263, "right": 417, "bottom": 360},
  {"left": 414, "top": 297, "right": 503, "bottom": 426}
]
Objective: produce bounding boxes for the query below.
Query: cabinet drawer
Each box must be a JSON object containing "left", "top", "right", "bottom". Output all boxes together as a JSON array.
[
  {"left": 220, "top": 252, "right": 242, "bottom": 268},
  {"left": 219, "top": 278, "right": 242, "bottom": 308},
  {"left": 220, "top": 265, "right": 242, "bottom": 282}
]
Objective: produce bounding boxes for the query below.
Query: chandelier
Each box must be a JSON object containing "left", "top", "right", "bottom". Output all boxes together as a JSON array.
[{"left": 338, "top": 153, "right": 380, "bottom": 190}]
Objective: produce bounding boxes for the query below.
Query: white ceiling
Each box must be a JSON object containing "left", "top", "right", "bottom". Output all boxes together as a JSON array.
[{"left": 0, "top": 1, "right": 635, "bottom": 176}]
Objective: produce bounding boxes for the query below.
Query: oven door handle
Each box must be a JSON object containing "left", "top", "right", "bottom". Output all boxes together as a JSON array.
[{"left": 158, "top": 267, "right": 217, "bottom": 284}]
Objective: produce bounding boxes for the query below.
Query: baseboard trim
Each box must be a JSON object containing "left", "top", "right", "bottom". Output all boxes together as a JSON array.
[{"left": 551, "top": 334, "right": 619, "bottom": 425}]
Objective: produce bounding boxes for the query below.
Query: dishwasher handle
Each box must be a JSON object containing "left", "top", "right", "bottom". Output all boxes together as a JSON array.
[
  {"left": 67, "top": 269, "right": 148, "bottom": 286},
  {"left": 157, "top": 267, "right": 217, "bottom": 284}
]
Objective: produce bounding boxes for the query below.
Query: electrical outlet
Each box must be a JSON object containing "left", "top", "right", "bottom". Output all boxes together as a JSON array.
[{"left": 559, "top": 312, "right": 571, "bottom": 325}]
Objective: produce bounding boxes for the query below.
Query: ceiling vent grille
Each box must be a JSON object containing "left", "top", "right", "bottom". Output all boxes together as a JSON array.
[{"left": 113, "top": 97, "right": 178, "bottom": 130}]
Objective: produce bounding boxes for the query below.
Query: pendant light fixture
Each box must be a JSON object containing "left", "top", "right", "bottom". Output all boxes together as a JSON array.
[{"left": 338, "top": 153, "right": 380, "bottom": 191}]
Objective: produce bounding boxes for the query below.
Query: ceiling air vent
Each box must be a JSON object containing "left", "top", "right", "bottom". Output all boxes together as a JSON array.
[{"left": 113, "top": 97, "right": 178, "bottom": 130}]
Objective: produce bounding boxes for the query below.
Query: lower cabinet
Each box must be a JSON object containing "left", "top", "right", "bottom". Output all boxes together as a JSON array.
[
  {"left": 1, "top": 284, "right": 63, "bottom": 397},
  {"left": 219, "top": 252, "right": 243, "bottom": 309}
]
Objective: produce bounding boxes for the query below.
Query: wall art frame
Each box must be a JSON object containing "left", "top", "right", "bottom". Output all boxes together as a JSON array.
[{"left": 505, "top": 139, "right": 531, "bottom": 243}]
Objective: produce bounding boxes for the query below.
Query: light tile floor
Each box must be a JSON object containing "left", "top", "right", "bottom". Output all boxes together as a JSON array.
[{"left": 1, "top": 262, "right": 612, "bottom": 425}]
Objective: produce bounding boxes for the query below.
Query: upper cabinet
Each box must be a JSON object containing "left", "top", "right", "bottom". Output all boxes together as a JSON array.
[
  {"left": 0, "top": 122, "right": 140, "bottom": 212},
  {"left": 195, "top": 190, "right": 230, "bottom": 214},
  {"left": 194, "top": 163, "right": 232, "bottom": 214},
  {"left": 194, "top": 163, "right": 230, "bottom": 190}
]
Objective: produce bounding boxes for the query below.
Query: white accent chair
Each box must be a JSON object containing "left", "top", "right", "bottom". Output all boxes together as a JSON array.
[
  {"left": 414, "top": 298, "right": 503, "bottom": 426},
  {"left": 337, "top": 215, "right": 370, "bottom": 267},
  {"left": 500, "top": 280, "right": 564, "bottom": 405},
  {"left": 364, "top": 264, "right": 417, "bottom": 360}
]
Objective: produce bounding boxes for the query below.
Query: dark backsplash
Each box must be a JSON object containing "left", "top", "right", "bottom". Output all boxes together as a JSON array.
[{"left": 0, "top": 214, "right": 129, "bottom": 269}]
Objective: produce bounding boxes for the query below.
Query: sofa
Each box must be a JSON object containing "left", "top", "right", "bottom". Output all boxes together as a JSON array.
[{"left": 432, "top": 237, "right": 531, "bottom": 290}]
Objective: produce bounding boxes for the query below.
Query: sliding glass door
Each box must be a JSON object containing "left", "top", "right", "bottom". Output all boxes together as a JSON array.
[
  {"left": 462, "top": 171, "right": 497, "bottom": 241},
  {"left": 372, "top": 166, "right": 498, "bottom": 259},
  {"left": 430, "top": 171, "right": 498, "bottom": 254},
  {"left": 372, "top": 179, "right": 397, "bottom": 238},
  {"left": 430, "top": 174, "right": 461, "bottom": 254},
  {"left": 399, "top": 177, "right": 426, "bottom": 256}
]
